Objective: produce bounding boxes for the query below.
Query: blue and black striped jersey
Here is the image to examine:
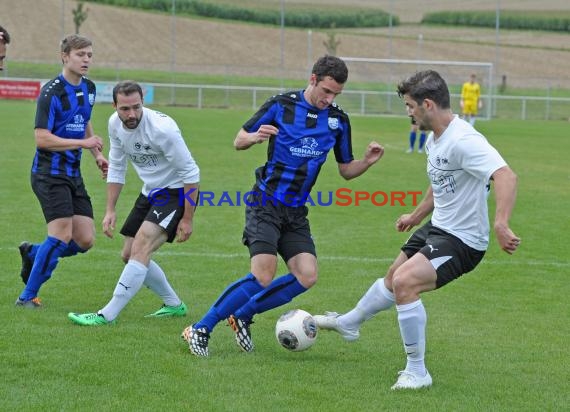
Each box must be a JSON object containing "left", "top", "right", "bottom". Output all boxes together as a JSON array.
[
  {"left": 243, "top": 90, "right": 354, "bottom": 206},
  {"left": 32, "top": 74, "right": 96, "bottom": 176}
]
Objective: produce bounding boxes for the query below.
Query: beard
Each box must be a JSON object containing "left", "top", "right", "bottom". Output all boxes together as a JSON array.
[{"left": 122, "top": 116, "right": 141, "bottom": 129}]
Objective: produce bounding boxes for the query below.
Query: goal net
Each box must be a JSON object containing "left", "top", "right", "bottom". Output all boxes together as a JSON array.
[{"left": 337, "top": 57, "right": 493, "bottom": 119}]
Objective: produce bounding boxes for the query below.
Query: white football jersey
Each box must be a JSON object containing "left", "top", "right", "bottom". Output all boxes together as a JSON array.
[
  {"left": 425, "top": 116, "right": 506, "bottom": 250},
  {"left": 107, "top": 107, "right": 199, "bottom": 195}
]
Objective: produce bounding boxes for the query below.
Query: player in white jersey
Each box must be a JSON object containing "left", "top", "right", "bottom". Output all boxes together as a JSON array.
[
  {"left": 68, "top": 81, "right": 200, "bottom": 326},
  {"left": 314, "top": 70, "right": 519, "bottom": 390}
]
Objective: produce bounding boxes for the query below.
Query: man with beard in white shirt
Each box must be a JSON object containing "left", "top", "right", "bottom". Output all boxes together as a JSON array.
[
  {"left": 314, "top": 70, "right": 520, "bottom": 390},
  {"left": 69, "top": 81, "right": 200, "bottom": 325}
]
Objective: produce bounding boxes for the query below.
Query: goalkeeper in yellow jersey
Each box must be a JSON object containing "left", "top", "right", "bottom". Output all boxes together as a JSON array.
[{"left": 460, "top": 73, "right": 482, "bottom": 126}]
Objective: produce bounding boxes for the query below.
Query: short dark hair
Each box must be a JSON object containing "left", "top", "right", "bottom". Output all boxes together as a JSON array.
[
  {"left": 60, "top": 34, "right": 92, "bottom": 54},
  {"left": 0, "top": 25, "right": 10, "bottom": 44},
  {"left": 397, "top": 70, "right": 450, "bottom": 109},
  {"left": 112, "top": 80, "right": 143, "bottom": 104},
  {"left": 312, "top": 55, "right": 348, "bottom": 84}
]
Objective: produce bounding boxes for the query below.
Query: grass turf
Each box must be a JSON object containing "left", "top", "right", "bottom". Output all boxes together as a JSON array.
[{"left": 0, "top": 99, "right": 568, "bottom": 411}]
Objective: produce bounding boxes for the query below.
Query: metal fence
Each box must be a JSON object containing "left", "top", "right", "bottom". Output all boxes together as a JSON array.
[
  {"left": 146, "top": 83, "right": 570, "bottom": 121},
  {"left": 4, "top": 78, "right": 569, "bottom": 121}
]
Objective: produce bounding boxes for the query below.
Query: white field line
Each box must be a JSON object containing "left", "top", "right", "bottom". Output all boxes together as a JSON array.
[
  {"left": 107, "top": 249, "right": 570, "bottom": 268},
  {"left": 2, "top": 247, "right": 568, "bottom": 268}
]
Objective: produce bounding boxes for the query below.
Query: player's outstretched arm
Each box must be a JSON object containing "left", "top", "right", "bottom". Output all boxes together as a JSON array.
[
  {"left": 234, "top": 125, "right": 279, "bottom": 150},
  {"left": 337, "top": 141, "right": 384, "bottom": 180}
]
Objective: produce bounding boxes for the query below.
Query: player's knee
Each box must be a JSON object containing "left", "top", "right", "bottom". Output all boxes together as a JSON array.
[
  {"left": 76, "top": 239, "right": 94, "bottom": 251},
  {"left": 129, "top": 241, "right": 155, "bottom": 263},
  {"left": 391, "top": 270, "right": 414, "bottom": 298},
  {"left": 297, "top": 270, "right": 317, "bottom": 289},
  {"left": 74, "top": 229, "right": 95, "bottom": 249},
  {"left": 254, "top": 272, "right": 275, "bottom": 288},
  {"left": 286, "top": 252, "right": 318, "bottom": 288}
]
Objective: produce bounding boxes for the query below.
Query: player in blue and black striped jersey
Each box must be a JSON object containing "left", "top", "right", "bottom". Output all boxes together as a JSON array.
[
  {"left": 16, "top": 35, "right": 108, "bottom": 308},
  {"left": 182, "top": 55, "right": 385, "bottom": 357}
]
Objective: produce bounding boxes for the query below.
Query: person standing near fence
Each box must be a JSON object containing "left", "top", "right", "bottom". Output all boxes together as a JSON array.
[
  {"left": 406, "top": 118, "right": 426, "bottom": 154},
  {"left": 460, "top": 73, "right": 482, "bottom": 126},
  {"left": 0, "top": 25, "right": 10, "bottom": 71}
]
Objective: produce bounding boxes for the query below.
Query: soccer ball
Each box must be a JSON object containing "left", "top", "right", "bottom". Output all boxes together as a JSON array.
[{"left": 275, "top": 309, "right": 318, "bottom": 351}]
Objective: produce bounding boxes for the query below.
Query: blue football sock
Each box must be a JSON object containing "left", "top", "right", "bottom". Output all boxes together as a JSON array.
[
  {"left": 28, "top": 244, "right": 39, "bottom": 261},
  {"left": 28, "top": 240, "right": 85, "bottom": 260},
  {"left": 234, "top": 273, "right": 308, "bottom": 321},
  {"left": 419, "top": 132, "right": 427, "bottom": 150},
  {"left": 60, "top": 240, "right": 87, "bottom": 258},
  {"left": 194, "top": 273, "right": 264, "bottom": 332},
  {"left": 409, "top": 131, "right": 417, "bottom": 150},
  {"left": 19, "top": 236, "right": 67, "bottom": 301}
]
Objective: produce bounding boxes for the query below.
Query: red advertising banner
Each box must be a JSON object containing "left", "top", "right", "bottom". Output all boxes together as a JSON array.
[{"left": 0, "top": 79, "right": 41, "bottom": 100}]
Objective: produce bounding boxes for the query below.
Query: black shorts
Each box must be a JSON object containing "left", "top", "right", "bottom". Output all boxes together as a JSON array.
[
  {"left": 120, "top": 189, "right": 188, "bottom": 243},
  {"left": 401, "top": 221, "right": 485, "bottom": 288},
  {"left": 242, "top": 191, "right": 316, "bottom": 262},
  {"left": 31, "top": 174, "right": 94, "bottom": 223}
]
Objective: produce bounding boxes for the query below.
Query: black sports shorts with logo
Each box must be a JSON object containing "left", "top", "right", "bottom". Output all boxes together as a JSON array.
[
  {"left": 121, "top": 188, "right": 192, "bottom": 243},
  {"left": 401, "top": 220, "right": 485, "bottom": 288},
  {"left": 31, "top": 174, "right": 94, "bottom": 223},
  {"left": 242, "top": 191, "right": 316, "bottom": 262}
]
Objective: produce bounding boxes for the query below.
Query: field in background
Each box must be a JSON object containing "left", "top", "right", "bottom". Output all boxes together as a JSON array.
[
  {"left": 0, "top": 99, "right": 568, "bottom": 410},
  {"left": 3, "top": 0, "right": 570, "bottom": 89},
  {"left": 6, "top": 60, "right": 570, "bottom": 121}
]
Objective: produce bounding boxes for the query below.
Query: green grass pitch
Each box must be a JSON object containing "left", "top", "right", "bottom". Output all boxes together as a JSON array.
[{"left": 0, "top": 99, "right": 568, "bottom": 411}]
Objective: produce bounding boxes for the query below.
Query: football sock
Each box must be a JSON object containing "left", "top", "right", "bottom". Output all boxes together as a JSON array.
[
  {"left": 19, "top": 236, "right": 67, "bottom": 301},
  {"left": 100, "top": 259, "right": 148, "bottom": 321},
  {"left": 28, "top": 244, "right": 39, "bottom": 261},
  {"left": 194, "top": 273, "right": 264, "bottom": 332},
  {"left": 143, "top": 260, "right": 181, "bottom": 307},
  {"left": 340, "top": 277, "right": 395, "bottom": 330},
  {"left": 419, "top": 132, "right": 427, "bottom": 150},
  {"left": 234, "top": 273, "right": 307, "bottom": 321},
  {"left": 409, "top": 130, "right": 417, "bottom": 150},
  {"left": 23, "top": 240, "right": 86, "bottom": 282},
  {"left": 60, "top": 239, "right": 87, "bottom": 258},
  {"left": 397, "top": 299, "right": 427, "bottom": 377}
]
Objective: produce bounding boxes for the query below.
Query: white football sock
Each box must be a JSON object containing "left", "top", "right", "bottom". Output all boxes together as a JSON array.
[
  {"left": 143, "top": 260, "right": 182, "bottom": 307},
  {"left": 339, "top": 278, "right": 395, "bottom": 330},
  {"left": 396, "top": 299, "right": 427, "bottom": 376},
  {"left": 100, "top": 259, "right": 148, "bottom": 321}
]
